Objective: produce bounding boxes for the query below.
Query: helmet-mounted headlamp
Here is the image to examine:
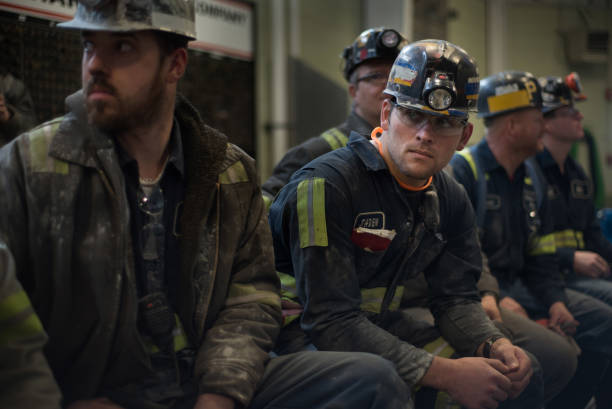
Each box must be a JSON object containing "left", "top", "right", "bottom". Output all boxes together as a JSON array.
[
  {"left": 422, "top": 72, "right": 457, "bottom": 111},
  {"left": 565, "top": 72, "right": 587, "bottom": 101},
  {"left": 379, "top": 29, "right": 401, "bottom": 50}
]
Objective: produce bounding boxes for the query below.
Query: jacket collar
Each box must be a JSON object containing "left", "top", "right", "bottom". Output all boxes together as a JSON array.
[
  {"left": 347, "top": 131, "right": 388, "bottom": 172},
  {"left": 535, "top": 147, "right": 557, "bottom": 170}
]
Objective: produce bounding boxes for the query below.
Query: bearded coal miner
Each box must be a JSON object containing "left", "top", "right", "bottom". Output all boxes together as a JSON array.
[{"left": 0, "top": 1, "right": 409, "bottom": 408}]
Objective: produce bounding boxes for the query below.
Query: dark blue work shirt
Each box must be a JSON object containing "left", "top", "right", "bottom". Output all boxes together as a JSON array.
[{"left": 450, "top": 139, "right": 567, "bottom": 308}]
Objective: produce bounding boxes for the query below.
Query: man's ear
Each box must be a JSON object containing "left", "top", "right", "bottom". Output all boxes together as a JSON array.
[
  {"left": 380, "top": 99, "right": 392, "bottom": 131},
  {"left": 166, "top": 47, "right": 188, "bottom": 84},
  {"left": 456, "top": 122, "right": 473, "bottom": 151},
  {"left": 348, "top": 81, "right": 358, "bottom": 100}
]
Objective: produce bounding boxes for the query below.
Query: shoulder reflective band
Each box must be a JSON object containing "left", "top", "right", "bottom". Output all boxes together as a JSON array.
[
  {"left": 219, "top": 160, "right": 249, "bottom": 184},
  {"left": 297, "top": 178, "right": 328, "bottom": 248},
  {"left": 321, "top": 128, "right": 348, "bottom": 151},
  {"left": 29, "top": 119, "right": 69, "bottom": 174},
  {"left": 457, "top": 149, "right": 478, "bottom": 180}
]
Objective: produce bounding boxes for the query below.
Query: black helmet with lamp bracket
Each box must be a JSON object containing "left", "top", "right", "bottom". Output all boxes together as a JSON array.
[
  {"left": 342, "top": 27, "right": 407, "bottom": 82},
  {"left": 384, "top": 39, "right": 479, "bottom": 118},
  {"left": 539, "top": 72, "right": 587, "bottom": 115}
]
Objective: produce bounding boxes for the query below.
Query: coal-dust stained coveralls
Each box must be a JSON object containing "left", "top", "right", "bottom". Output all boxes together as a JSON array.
[{"left": 268, "top": 133, "right": 546, "bottom": 408}]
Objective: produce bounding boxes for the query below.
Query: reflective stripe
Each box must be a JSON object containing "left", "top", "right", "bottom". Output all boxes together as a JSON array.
[
  {"left": 278, "top": 272, "right": 298, "bottom": 301},
  {"left": 147, "top": 314, "right": 191, "bottom": 354},
  {"left": 0, "top": 290, "right": 44, "bottom": 344},
  {"left": 226, "top": 283, "right": 281, "bottom": 309},
  {"left": 29, "top": 120, "right": 69, "bottom": 174},
  {"left": 528, "top": 233, "right": 557, "bottom": 255},
  {"left": 262, "top": 194, "right": 272, "bottom": 212},
  {"left": 360, "top": 286, "right": 404, "bottom": 314},
  {"left": 297, "top": 178, "right": 328, "bottom": 248},
  {"left": 219, "top": 161, "right": 249, "bottom": 184},
  {"left": 421, "top": 337, "right": 460, "bottom": 409},
  {"left": 554, "top": 229, "right": 585, "bottom": 249},
  {"left": 321, "top": 128, "right": 348, "bottom": 151},
  {"left": 457, "top": 150, "right": 478, "bottom": 180},
  {"left": 525, "top": 176, "right": 533, "bottom": 185},
  {"left": 486, "top": 89, "right": 531, "bottom": 114}
]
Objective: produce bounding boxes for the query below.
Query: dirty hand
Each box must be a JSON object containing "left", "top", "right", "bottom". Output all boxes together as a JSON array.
[
  {"left": 194, "top": 393, "right": 235, "bottom": 409},
  {"left": 489, "top": 339, "right": 533, "bottom": 399},
  {"left": 499, "top": 297, "right": 529, "bottom": 318},
  {"left": 574, "top": 250, "right": 611, "bottom": 278},
  {"left": 481, "top": 294, "right": 502, "bottom": 322},
  {"left": 548, "top": 301, "right": 579, "bottom": 336}
]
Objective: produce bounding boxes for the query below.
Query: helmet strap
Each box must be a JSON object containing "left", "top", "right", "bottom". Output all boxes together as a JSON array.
[{"left": 370, "top": 127, "right": 433, "bottom": 191}]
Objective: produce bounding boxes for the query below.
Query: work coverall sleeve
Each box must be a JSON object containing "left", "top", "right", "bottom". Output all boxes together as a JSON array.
[
  {"left": 270, "top": 175, "right": 435, "bottom": 390},
  {"left": 583, "top": 206, "right": 612, "bottom": 265},
  {"left": 424, "top": 179, "right": 503, "bottom": 356},
  {"left": 0, "top": 242, "right": 62, "bottom": 409},
  {"left": 0, "top": 75, "right": 37, "bottom": 145},
  {"left": 195, "top": 153, "right": 282, "bottom": 406}
]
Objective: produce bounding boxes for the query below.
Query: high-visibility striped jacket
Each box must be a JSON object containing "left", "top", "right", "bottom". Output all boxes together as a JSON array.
[
  {"left": 533, "top": 148, "right": 612, "bottom": 276},
  {"left": 262, "top": 110, "right": 373, "bottom": 205},
  {"left": 0, "top": 91, "right": 281, "bottom": 407},
  {"left": 269, "top": 133, "right": 502, "bottom": 389},
  {"left": 450, "top": 139, "right": 567, "bottom": 308},
  {"left": 0, "top": 241, "right": 62, "bottom": 409}
]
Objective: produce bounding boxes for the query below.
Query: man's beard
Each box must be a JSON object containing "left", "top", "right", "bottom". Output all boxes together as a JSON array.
[{"left": 84, "top": 71, "right": 165, "bottom": 134}]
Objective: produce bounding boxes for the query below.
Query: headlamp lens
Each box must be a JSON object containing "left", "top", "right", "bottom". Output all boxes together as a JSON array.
[
  {"left": 428, "top": 88, "right": 453, "bottom": 110},
  {"left": 381, "top": 30, "right": 400, "bottom": 49}
]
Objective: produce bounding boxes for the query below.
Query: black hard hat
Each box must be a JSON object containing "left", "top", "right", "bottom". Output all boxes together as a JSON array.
[
  {"left": 384, "top": 39, "right": 479, "bottom": 118},
  {"left": 478, "top": 71, "right": 542, "bottom": 119},
  {"left": 539, "top": 72, "right": 587, "bottom": 114},
  {"left": 342, "top": 27, "right": 407, "bottom": 81}
]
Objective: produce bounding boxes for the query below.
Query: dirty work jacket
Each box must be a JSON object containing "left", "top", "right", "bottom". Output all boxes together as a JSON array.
[
  {"left": 0, "top": 90, "right": 281, "bottom": 406},
  {"left": 450, "top": 139, "right": 567, "bottom": 308},
  {"left": 0, "top": 241, "right": 62, "bottom": 409},
  {"left": 534, "top": 148, "right": 612, "bottom": 276},
  {"left": 262, "top": 110, "right": 373, "bottom": 203},
  {"left": 0, "top": 72, "right": 37, "bottom": 146},
  {"left": 269, "top": 133, "right": 502, "bottom": 389}
]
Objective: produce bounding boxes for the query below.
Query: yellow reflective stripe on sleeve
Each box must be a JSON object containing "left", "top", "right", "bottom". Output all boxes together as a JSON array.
[
  {"left": 528, "top": 233, "right": 557, "bottom": 255},
  {"left": 219, "top": 161, "right": 249, "bottom": 184},
  {"left": 262, "top": 194, "right": 272, "bottom": 212},
  {"left": 422, "top": 336, "right": 456, "bottom": 358},
  {"left": 321, "top": 128, "right": 348, "bottom": 151},
  {"left": 297, "top": 178, "right": 328, "bottom": 248},
  {"left": 225, "top": 283, "right": 281, "bottom": 309},
  {"left": 29, "top": 120, "right": 69, "bottom": 174},
  {"left": 553, "top": 229, "right": 585, "bottom": 249},
  {"left": 278, "top": 272, "right": 298, "bottom": 301},
  {"left": 0, "top": 289, "right": 31, "bottom": 322},
  {"left": 486, "top": 89, "right": 531, "bottom": 114},
  {"left": 360, "top": 286, "right": 405, "bottom": 314},
  {"left": 0, "top": 313, "right": 44, "bottom": 345},
  {"left": 457, "top": 150, "right": 478, "bottom": 180},
  {"left": 0, "top": 290, "right": 44, "bottom": 344}
]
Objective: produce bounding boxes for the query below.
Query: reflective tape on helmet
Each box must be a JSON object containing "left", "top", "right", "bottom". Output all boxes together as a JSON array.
[
  {"left": 297, "top": 178, "right": 328, "bottom": 248},
  {"left": 219, "top": 161, "right": 249, "bottom": 185},
  {"left": 321, "top": 128, "right": 348, "bottom": 151},
  {"left": 28, "top": 119, "right": 69, "bottom": 174},
  {"left": 360, "top": 286, "right": 405, "bottom": 314},
  {"left": 486, "top": 89, "right": 531, "bottom": 115}
]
